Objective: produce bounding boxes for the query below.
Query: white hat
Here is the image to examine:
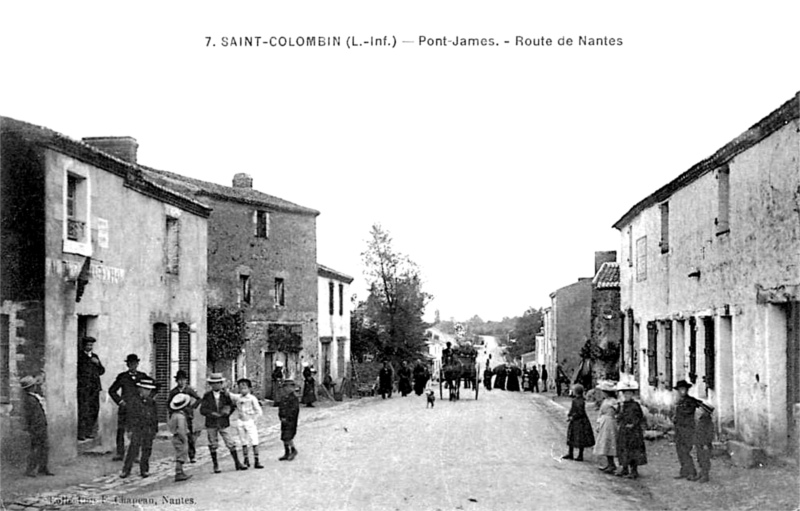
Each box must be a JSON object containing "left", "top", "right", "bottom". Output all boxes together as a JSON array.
[
  {"left": 207, "top": 372, "right": 225, "bottom": 384},
  {"left": 169, "top": 393, "right": 192, "bottom": 410},
  {"left": 302, "top": 361, "right": 309, "bottom": 367},
  {"left": 275, "top": 360, "right": 284, "bottom": 367},
  {"left": 615, "top": 380, "right": 639, "bottom": 391}
]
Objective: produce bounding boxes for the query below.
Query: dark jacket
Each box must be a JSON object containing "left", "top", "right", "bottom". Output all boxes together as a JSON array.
[
  {"left": 279, "top": 388, "right": 300, "bottom": 441},
  {"left": 616, "top": 400, "right": 647, "bottom": 466},
  {"left": 200, "top": 390, "right": 235, "bottom": 429},
  {"left": 108, "top": 370, "right": 150, "bottom": 406},
  {"left": 674, "top": 395, "right": 701, "bottom": 432},
  {"left": 77, "top": 351, "right": 105, "bottom": 395},
  {"left": 127, "top": 395, "right": 158, "bottom": 435},
  {"left": 23, "top": 391, "right": 48, "bottom": 436}
]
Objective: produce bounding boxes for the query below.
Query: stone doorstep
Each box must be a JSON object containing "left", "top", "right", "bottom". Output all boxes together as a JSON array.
[{"left": 727, "top": 440, "right": 767, "bottom": 469}]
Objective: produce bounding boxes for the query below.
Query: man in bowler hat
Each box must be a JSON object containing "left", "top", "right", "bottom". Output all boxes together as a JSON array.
[{"left": 108, "top": 354, "right": 149, "bottom": 460}]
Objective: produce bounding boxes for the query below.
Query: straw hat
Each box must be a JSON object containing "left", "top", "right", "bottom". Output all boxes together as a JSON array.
[
  {"left": 20, "top": 375, "right": 38, "bottom": 389},
  {"left": 615, "top": 380, "right": 639, "bottom": 391},
  {"left": 596, "top": 380, "right": 618, "bottom": 392},
  {"left": 169, "top": 393, "right": 192, "bottom": 410},
  {"left": 207, "top": 372, "right": 225, "bottom": 384}
]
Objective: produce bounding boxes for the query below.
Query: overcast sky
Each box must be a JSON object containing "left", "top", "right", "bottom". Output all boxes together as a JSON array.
[{"left": 2, "top": 1, "right": 798, "bottom": 322}]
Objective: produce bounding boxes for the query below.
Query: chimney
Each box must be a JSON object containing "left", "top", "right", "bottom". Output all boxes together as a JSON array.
[
  {"left": 232, "top": 173, "right": 253, "bottom": 189},
  {"left": 594, "top": 251, "right": 617, "bottom": 274},
  {"left": 82, "top": 136, "right": 138, "bottom": 164}
]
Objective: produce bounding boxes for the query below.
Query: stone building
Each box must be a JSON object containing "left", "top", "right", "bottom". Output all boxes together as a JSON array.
[
  {"left": 317, "top": 264, "right": 353, "bottom": 381},
  {"left": 591, "top": 255, "right": 622, "bottom": 379},
  {"left": 0, "top": 117, "right": 210, "bottom": 462},
  {"left": 143, "top": 169, "right": 319, "bottom": 400},
  {"left": 548, "top": 277, "right": 593, "bottom": 384},
  {"left": 613, "top": 92, "right": 800, "bottom": 455}
]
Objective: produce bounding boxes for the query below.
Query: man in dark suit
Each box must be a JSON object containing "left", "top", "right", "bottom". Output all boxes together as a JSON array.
[
  {"left": 108, "top": 354, "right": 149, "bottom": 460},
  {"left": 200, "top": 373, "right": 245, "bottom": 473},
  {"left": 77, "top": 336, "right": 105, "bottom": 440},
  {"left": 20, "top": 375, "right": 54, "bottom": 477}
]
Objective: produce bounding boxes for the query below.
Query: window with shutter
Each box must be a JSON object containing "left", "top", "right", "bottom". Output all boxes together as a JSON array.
[
  {"left": 664, "top": 321, "right": 673, "bottom": 389},
  {"left": 165, "top": 217, "right": 180, "bottom": 274},
  {"left": 636, "top": 236, "right": 647, "bottom": 281},
  {"left": 660, "top": 202, "right": 670, "bottom": 253},
  {"left": 0, "top": 315, "right": 9, "bottom": 404},
  {"left": 179, "top": 323, "right": 190, "bottom": 380},
  {"left": 153, "top": 323, "right": 170, "bottom": 422},
  {"left": 339, "top": 284, "right": 344, "bottom": 316},
  {"left": 717, "top": 166, "right": 730, "bottom": 235},
  {"left": 704, "top": 317, "right": 715, "bottom": 391},
  {"left": 689, "top": 317, "right": 697, "bottom": 384},
  {"left": 254, "top": 210, "right": 269, "bottom": 238},
  {"left": 275, "top": 278, "right": 285, "bottom": 307},
  {"left": 329, "top": 281, "right": 334, "bottom": 316},
  {"left": 647, "top": 322, "right": 658, "bottom": 387}
]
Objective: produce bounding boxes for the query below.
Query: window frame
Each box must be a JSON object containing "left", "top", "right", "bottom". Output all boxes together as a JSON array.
[{"left": 275, "top": 278, "right": 285, "bottom": 307}]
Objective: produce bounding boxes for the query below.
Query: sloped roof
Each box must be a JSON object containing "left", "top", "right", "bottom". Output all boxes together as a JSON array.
[
  {"left": 0, "top": 116, "right": 211, "bottom": 218},
  {"left": 593, "top": 262, "right": 620, "bottom": 289},
  {"left": 141, "top": 167, "right": 320, "bottom": 217},
  {"left": 612, "top": 93, "right": 799, "bottom": 230},
  {"left": 318, "top": 264, "right": 354, "bottom": 283}
]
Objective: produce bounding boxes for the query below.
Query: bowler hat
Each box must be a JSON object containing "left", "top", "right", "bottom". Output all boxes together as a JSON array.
[
  {"left": 174, "top": 369, "right": 189, "bottom": 381},
  {"left": 169, "top": 393, "right": 192, "bottom": 411},
  {"left": 125, "top": 354, "right": 140, "bottom": 363},
  {"left": 207, "top": 372, "right": 225, "bottom": 384},
  {"left": 20, "top": 375, "right": 38, "bottom": 389},
  {"left": 675, "top": 380, "right": 692, "bottom": 390},
  {"left": 136, "top": 378, "right": 156, "bottom": 390}
]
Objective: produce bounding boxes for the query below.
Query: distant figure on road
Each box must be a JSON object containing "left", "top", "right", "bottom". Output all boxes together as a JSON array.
[
  {"left": 412, "top": 360, "right": 428, "bottom": 396},
  {"left": 378, "top": 361, "right": 393, "bottom": 399},
  {"left": 529, "top": 366, "right": 540, "bottom": 393},
  {"left": 494, "top": 365, "right": 507, "bottom": 391},
  {"left": 398, "top": 361, "right": 412, "bottom": 397},
  {"left": 541, "top": 365, "right": 549, "bottom": 393},
  {"left": 278, "top": 379, "right": 300, "bottom": 461},
  {"left": 506, "top": 365, "right": 521, "bottom": 392},
  {"left": 483, "top": 364, "right": 493, "bottom": 391}
]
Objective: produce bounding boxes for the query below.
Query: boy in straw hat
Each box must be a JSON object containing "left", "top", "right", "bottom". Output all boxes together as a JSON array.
[
  {"left": 200, "top": 372, "right": 246, "bottom": 473},
  {"left": 120, "top": 377, "right": 158, "bottom": 478},
  {"left": 168, "top": 369, "right": 201, "bottom": 463},
  {"left": 20, "top": 375, "right": 54, "bottom": 477},
  {"left": 168, "top": 393, "right": 193, "bottom": 482}
]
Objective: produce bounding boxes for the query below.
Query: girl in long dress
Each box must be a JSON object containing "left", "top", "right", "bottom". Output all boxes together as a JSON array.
[
  {"left": 593, "top": 382, "right": 619, "bottom": 473},
  {"left": 615, "top": 381, "right": 647, "bottom": 479},
  {"left": 562, "top": 384, "right": 595, "bottom": 461}
]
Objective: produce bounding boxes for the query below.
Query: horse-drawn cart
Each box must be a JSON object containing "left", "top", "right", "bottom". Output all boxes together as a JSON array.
[{"left": 439, "top": 345, "right": 480, "bottom": 401}]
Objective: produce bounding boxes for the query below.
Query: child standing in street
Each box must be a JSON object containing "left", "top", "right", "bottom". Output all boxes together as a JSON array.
[
  {"left": 562, "top": 383, "right": 595, "bottom": 461},
  {"left": 614, "top": 380, "right": 647, "bottom": 479},
  {"left": 278, "top": 379, "right": 300, "bottom": 461},
  {"left": 168, "top": 370, "right": 201, "bottom": 463},
  {"left": 200, "top": 373, "right": 246, "bottom": 473},
  {"left": 593, "top": 381, "right": 619, "bottom": 473},
  {"left": 168, "top": 393, "right": 193, "bottom": 482},
  {"left": 233, "top": 378, "right": 264, "bottom": 469},
  {"left": 121, "top": 377, "right": 158, "bottom": 479},
  {"left": 692, "top": 401, "right": 715, "bottom": 483},
  {"left": 20, "top": 375, "right": 54, "bottom": 477}
]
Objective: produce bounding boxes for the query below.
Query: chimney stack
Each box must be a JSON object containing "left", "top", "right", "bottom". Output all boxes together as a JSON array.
[
  {"left": 82, "top": 136, "right": 139, "bottom": 164},
  {"left": 232, "top": 173, "right": 253, "bottom": 189}
]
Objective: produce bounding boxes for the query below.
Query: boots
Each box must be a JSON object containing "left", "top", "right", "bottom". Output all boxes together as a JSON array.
[
  {"left": 625, "top": 462, "right": 639, "bottom": 480},
  {"left": 615, "top": 465, "right": 629, "bottom": 477},
  {"left": 279, "top": 444, "right": 291, "bottom": 461},
  {"left": 561, "top": 447, "right": 574, "bottom": 460},
  {"left": 230, "top": 448, "right": 246, "bottom": 470},
  {"left": 253, "top": 446, "right": 264, "bottom": 469},
  {"left": 575, "top": 448, "right": 584, "bottom": 462},
  {"left": 210, "top": 451, "right": 221, "bottom": 474},
  {"left": 287, "top": 446, "right": 298, "bottom": 461},
  {"left": 174, "top": 462, "right": 192, "bottom": 482},
  {"left": 599, "top": 456, "right": 617, "bottom": 473},
  {"left": 241, "top": 446, "right": 250, "bottom": 469}
]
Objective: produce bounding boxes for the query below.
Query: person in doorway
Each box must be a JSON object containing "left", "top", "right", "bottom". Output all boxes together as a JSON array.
[
  {"left": 77, "top": 336, "right": 105, "bottom": 441},
  {"left": 200, "top": 373, "right": 245, "bottom": 473},
  {"left": 562, "top": 384, "right": 595, "bottom": 461},
  {"left": 278, "top": 379, "right": 300, "bottom": 461},
  {"left": 168, "top": 370, "right": 201, "bottom": 463},
  {"left": 120, "top": 377, "right": 158, "bottom": 479},
  {"left": 272, "top": 360, "right": 285, "bottom": 406},
  {"left": 541, "top": 365, "right": 549, "bottom": 393},
  {"left": 301, "top": 362, "right": 317, "bottom": 408},
  {"left": 378, "top": 360, "right": 394, "bottom": 399},
  {"left": 614, "top": 381, "right": 647, "bottom": 479},
  {"left": 20, "top": 375, "right": 54, "bottom": 477},
  {"left": 398, "top": 360, "right": 412, "bottom": 397},
  {"left": 108, "top": 354, "right": 149, "bottom": 461},
  {"left": 593, "top": 381, "right": 619, "bottom": 473},
  {"left": 672, "top": 380, "right": 702, "bottom": 480},
  {"left": 167, "top": 393, "right": 193, "bottom": 482}
]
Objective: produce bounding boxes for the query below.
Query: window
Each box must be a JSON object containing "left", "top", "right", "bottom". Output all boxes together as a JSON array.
[
  {"left": 703, "top": 317, "right": 715, "bottom": 391},
  {"left": 659, "top": 202, "right": 669, "bottom": 253},
  {"left": 716, "top": 165, "right": 730, "bottom": 235},
  {"left": 254, "top": 210, "right": 270, "bottom": 238},
  {"left": 165, "top": 217, "right": 180, "bottom": 274},
  {"left": 63, "top": 170, "right": 91, "bottom": 255},
  {"left": 275, "top": 278, "right": 285, "bottom": 307},
  {"left": 689, "top": 317, "right": 697, "bottom": 384},
  {"left": 0, "top": 314, "right": 9, "bottom": 404},
  {"left": 328, "top": 281, "right": 335, "bottom": 316},
  {"left": 240, "top": 275, "right": 251, "bottom": 305},
  {"left": 627, "top": 226, "right": 634, "bottom": 266},
  {"left": 153, "top": 323, "right": 170, "bottom": 422},
  {"left": 636, "top": 236, "right": 647, "bottom": 281},
  {"left": 663, "top": 321, "right": 673, "bottom": 389},
  {"left": 647, "top": 321, "right": 658, "bottom": 387},
  {"left": 339, "top": 284, "right": 344, "bottom": 316},
  {"left": 178, "top": 323, "right": 190, "bottom": 380}
]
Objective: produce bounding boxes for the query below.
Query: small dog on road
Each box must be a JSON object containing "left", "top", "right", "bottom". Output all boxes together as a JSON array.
[{"left": 426, "top": 389, "right": 436, "bottom": 408}]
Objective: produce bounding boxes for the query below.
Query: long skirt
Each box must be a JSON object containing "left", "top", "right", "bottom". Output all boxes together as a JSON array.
[
  {"left": 617, "top": 426, "right": 647, "bottom": 466},
  {"left": 593, "top": 415, "right": 618, "bottom": 456},
  {"left": 567, "top": 417, "right": 596, "bottom": 448}
]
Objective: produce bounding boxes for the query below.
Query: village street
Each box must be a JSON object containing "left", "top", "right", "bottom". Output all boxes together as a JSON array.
[{"left": 105, "top": 389, "right": 649, "bottom": 511}]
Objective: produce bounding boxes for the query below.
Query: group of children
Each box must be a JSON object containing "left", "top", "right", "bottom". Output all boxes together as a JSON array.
[{"left": 562, "top": 378, "right": 714, "bottom": 482}]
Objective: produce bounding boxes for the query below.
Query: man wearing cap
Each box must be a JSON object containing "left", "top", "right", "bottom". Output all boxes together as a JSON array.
[
  {"left": 120, "top": 377, "right": 158, "bottom": 478},
  {"left": 168, "top": 370, "right": 201, "bottom": 463},
  {"left": 20, "top": 375, "right": 54, "bottom": 477},
  {"left": 200, "top": 373, "right": 245, "bottom": 473},
  {"left": 77, "top": 336, "right": 105, "bottom": 441},
  {"left": 108, "top": 354, "right": 150, "bottom": 460},
  {"left": 672, "top": 380, "right": 702, "bottom": 480}
]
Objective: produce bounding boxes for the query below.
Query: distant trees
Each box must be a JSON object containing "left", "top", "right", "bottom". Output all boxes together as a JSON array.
[
  {"left": 351, "top": 224, "right": 432, "bottom": 364},
  {"left": 505, "top": 307, "right": 544, "bottom": 361}
]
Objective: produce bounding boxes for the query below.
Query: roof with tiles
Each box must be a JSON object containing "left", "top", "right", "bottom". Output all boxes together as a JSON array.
[
  {"left": 0, "top": 116, "right": 212, "bottom": 218},
  {"left": 592, "top": 262, "right": 620, "bottom": 289},
  {"left": 141, "top": 167, "right": 320, "bottom": 217},
  {"left": 318, "top": 264, "right": 354, "bottom": 283}
]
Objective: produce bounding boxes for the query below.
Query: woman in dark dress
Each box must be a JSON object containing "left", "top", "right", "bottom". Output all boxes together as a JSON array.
[
  {"left": 506, "top": 365, "right": 521, "bottom": 392},
  {"left": 562, "top": 384, "right": 595, "bottom": 461},
  {"left": 493, "top": 365, "right": 507, "bottom": 391},
  {"left": 615, "top": 381, "right": 647, "bottom": 479},
  {"left": 483, "top": 365, "right": 493, "bottom": 391},
  {"left": 301, "top": 363, "right": 317, "bottom": 407},
  {"left": 397, "top": 361, "right": 412, "bottom": 397},
  {"left": 413, "top": 360, "right": 428, "bottom": 396}
]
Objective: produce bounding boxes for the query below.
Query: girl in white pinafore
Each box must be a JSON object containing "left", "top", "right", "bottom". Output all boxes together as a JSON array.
[{"left": 593, "top": 381, "right": 620, "bottom": 473}]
